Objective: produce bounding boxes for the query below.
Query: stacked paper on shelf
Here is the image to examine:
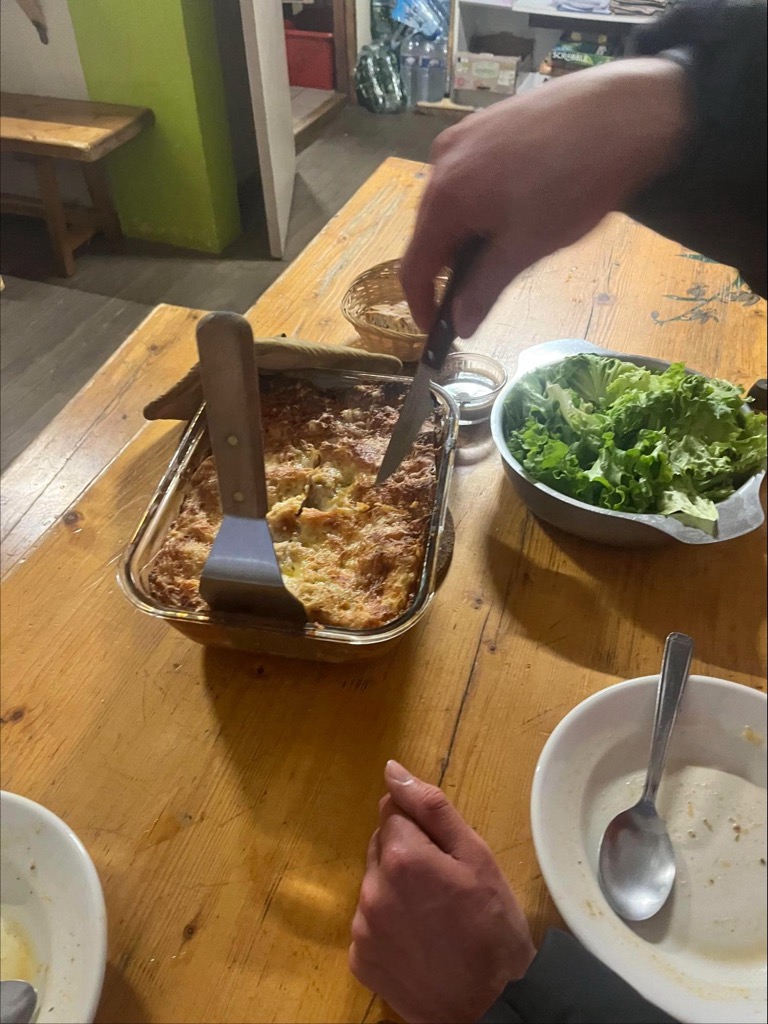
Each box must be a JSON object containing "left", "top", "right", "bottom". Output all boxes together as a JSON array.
[
  {"left": 556, "top": 0, "right": 610, "bottom": 13},
  {"left": 609, "top": 0, "right": 665, "bottom": 14}
]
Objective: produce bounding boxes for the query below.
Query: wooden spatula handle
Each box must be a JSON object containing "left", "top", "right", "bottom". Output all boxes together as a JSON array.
[{"left": 196, "top": 312, "right": 268, "bottom": 519}]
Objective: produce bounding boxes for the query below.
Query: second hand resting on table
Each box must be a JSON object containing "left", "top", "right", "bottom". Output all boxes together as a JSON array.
[
  {"left": 350, "top": 763, "right": 678, "bottom": 1024},
  {"left": 349, "top": 761, "right": 536, "bottom": 1024}
]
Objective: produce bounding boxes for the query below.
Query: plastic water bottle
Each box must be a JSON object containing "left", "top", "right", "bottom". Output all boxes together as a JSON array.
[
  {"left": 400, "top": 33, "right": 420, "bottom": 107},
  {"left": 415, "top": 34, "right": 434, "bottom": 104},
  {"left": 356, "top": 42, "right": 405, "bottom": 113},
  {"left": 427, "top": 34, "right": 448, "bottom": 102},
  {"left": 374, "top": 42, "right": 406, "bottom": 111}
]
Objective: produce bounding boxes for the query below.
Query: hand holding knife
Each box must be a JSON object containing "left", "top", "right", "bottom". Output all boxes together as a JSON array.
[{"left": 375, "top": 237, "right": 486, "bottom": 484}]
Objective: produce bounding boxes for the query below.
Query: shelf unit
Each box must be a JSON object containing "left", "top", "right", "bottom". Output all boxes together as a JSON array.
[
  {"left": 459, "top": 0, "right": 652, "bottom": 26},
  {"left": 447, "top": 0, "right": 649, "bottom": 109}
]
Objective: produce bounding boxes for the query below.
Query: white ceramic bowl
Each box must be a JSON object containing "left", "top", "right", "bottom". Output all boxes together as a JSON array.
[
  {"left": 0, "top": 792, "right": 107, "bottom": 1023},
  {"left": 531, "top": 675, "right": 767, "bottom": 1023}
]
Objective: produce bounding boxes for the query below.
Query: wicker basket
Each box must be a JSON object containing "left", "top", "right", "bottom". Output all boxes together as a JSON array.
[{"left": 342, "top": 259, "right": 448, "bottom": 362}]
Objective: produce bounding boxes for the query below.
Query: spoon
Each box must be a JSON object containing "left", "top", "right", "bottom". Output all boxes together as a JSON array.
[
  {"left": 0, "top": 980, "right": 38, "bottom": 1024},
  {"left": 598, "top": 631, "right": 694, "bottom": 921}
]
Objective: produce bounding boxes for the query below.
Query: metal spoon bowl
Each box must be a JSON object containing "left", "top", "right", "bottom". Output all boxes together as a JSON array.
[
  {"left": 0, "top": 980, "right": 38, "bottom": 1024},
  {"left": 598, "top": 632, "right": 694, "bottom": 921}
]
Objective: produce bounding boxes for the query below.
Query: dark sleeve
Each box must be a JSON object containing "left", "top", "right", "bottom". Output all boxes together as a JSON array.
[
  {"left": 478, "top": 929, "right": 678, "bottom": 1023},
  {"left": 624, "top": 0, "right": 767, "bottom": 298}
]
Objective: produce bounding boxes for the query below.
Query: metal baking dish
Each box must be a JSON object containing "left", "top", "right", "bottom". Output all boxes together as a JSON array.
[
  {"left": 490, "top": 339, "right": 766, "bottom": 547},
  {"left": 119, "top": 369, "right": 459, "bottom": 661}
]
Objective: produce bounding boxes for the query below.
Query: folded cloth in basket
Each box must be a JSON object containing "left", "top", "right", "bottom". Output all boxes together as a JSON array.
[{"left": 143, "top": 336, "right": 404, "bottom": 422}]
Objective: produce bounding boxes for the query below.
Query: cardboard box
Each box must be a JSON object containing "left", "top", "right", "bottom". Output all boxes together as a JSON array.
[{"left": 452, "top": 42, "right": 533, "bottom": 108}]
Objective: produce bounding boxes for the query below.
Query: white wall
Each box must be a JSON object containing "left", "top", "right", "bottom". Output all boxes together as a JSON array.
[
  {"left": 356, "top": 0, "right": 371, "bottom": 49},
  {"left": 1, "top": 0, "right": 89, "bottom": 200},
  {"left": 0, "top": 0, "right": 88, "bottom": 96}
]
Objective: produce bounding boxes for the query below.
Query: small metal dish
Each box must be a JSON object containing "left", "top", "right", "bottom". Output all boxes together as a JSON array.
[
  {"left": 490, "top": 339, "right": 766, "bottom": 547},
  {"left": 436, "top": 352, "right": 508, "bottom": 426}
]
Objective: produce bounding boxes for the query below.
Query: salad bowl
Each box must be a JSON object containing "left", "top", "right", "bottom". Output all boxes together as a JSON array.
[{"left": 490, "top": 340, "right": 766, "bottom": 547}]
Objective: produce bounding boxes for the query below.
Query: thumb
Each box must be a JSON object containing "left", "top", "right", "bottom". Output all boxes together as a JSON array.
[{"left": 384, "top": 760, "right": 476, "bottom": 857}]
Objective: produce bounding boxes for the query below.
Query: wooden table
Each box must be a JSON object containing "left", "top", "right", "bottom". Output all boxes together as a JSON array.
[
  {"left": 1, "top": 158, "right": 766, "bottom": 1024},
  {"left": 0, "top": 92, "right": 153, "bottom": 276}
]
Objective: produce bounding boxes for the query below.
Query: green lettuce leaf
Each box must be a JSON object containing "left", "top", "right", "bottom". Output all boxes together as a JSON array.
[{"left": 504, "top": 353, "right": 767, "bottom": 533}]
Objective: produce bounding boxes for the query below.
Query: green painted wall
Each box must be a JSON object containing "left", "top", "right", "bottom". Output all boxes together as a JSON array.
[{"left": 68, "top": 0, "right": 240, "bottom": 253}]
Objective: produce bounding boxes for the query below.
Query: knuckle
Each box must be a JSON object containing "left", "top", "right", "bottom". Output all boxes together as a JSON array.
[
  {"left": 349, "top": 946, "right": 378, "bottom": 994},
  {"left": 348, "top": 942, "right": 366, "bottom": 982},
  {"left": 357, "top": 876, "right": 380, "bottom": 918},
  {"left": 424, "top": 168, "right": 463, "bottom": 216},
  {"left": 350, "top": 913, "right": 370, "bottom": 946},
  {"left": 381, "top": 842, "right": 419, "bottom": 880},
  {"left": 431, "top": 123, "right": 460, "bottom": 159},
  {"left": 420, "top": 783, "right": 450, "bottom": 816},
  {"left": 429, "top": 133, "right": 447, "bottom": 162},
  {"left": 425, "top": 163, "right": 452, "bottom": 197}
]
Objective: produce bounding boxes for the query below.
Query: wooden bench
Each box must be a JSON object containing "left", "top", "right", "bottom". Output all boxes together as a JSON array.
[{"left": 0, "top": 92, "right": 153, "bottom": 276}]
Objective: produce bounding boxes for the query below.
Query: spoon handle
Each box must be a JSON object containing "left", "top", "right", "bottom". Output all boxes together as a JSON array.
[{"left": 641, "top": 632, "right": 694, "bottom": 804}]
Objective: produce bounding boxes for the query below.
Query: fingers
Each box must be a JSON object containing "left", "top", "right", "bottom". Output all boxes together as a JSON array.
[
  {"left": 400, "top": 177, "right": 467, "bottom": 332},
  {"left": 451, "top": 237, "right": 528, "bottom": 339},
  {"left": 379, "top": 803, "right": 434, "bottom": 861},
  {"left": 383, "top": 760, "right": 478, "bottom": 858},
  {"left": 366, "top": 828, "right": 380, "bottom": 869},
  {"left": 348, "top": 938, "right": 377, "bottom": 991},
  {"left": 400, "top": 175, "right": 524, "bottom": 338}
]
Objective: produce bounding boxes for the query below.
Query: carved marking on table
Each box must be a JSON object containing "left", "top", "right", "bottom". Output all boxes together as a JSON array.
[{"left": 652, "top": 272, "right": 760, "bottom": 326}]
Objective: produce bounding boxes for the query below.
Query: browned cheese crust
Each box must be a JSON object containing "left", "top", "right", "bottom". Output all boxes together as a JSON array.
[{"left": 146, "top": 380, "right": 439, "bottom": 629}]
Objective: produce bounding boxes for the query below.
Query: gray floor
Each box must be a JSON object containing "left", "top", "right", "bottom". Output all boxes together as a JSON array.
[{"left": 0, "top": 106, "right": 444, "bottom": 472}]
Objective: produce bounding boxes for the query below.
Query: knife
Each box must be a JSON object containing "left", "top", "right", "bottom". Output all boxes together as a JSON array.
[{"left": 375, "top": 237, "right": 485, "bottom": 484}]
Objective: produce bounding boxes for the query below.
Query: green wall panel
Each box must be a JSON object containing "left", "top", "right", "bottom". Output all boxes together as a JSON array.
[{"left": 68, "top": 0, "right": 240, "bottom": 253}]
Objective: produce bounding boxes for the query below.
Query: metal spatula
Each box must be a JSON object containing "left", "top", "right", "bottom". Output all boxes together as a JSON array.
[{"left": 196, "top": 312, "right": 307, "bottom": 624}]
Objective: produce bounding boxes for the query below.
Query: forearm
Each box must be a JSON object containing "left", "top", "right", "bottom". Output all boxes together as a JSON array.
[
  {"left": 479, "top": 929, "right": 678, "bottom": 1023},
  {"left": 624, "top": 0, "right": 767, "bottom": 295}
]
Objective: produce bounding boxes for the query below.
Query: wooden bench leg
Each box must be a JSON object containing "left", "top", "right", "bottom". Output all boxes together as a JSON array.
[
  {"left": 34, "top": 157, "right": 76, "bottom": 277},
  {"left": 82, "top": 162, "right": 123, "bottom": 249}
]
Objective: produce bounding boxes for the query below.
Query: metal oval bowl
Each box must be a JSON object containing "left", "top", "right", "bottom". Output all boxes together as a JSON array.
[{"left": 489, "top": 339, "right": 766, "bottom": 547}]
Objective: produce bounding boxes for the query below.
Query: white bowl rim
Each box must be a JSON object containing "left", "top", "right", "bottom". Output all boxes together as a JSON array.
[
  {"left": 530, "top": 674, "right": 767, "bottom": 1020},
  {"left": 0, "top": 790, "right": 108, "bottom": 1023}
]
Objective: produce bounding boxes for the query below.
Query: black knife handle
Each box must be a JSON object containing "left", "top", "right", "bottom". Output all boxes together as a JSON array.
[
  {"left": 421, "top": 236, "right": 486, "bottom": 372},
  {"left": 748, "top": 378, "right": 767, "bottom": 412}
]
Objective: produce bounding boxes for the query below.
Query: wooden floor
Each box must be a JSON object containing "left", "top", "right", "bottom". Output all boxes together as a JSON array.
[
  {"left": 0, "top": 105, "right": 445, "bottom": 472},
  {"left": 291, "top": 86, "right": 343, "bottom": 130},
  {"left": 292, "top": 87, "right": 347, "bottom": 153}
]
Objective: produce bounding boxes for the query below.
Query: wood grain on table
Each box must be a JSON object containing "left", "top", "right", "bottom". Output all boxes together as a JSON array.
[
  {"left": 1, "top": 158, "right": 766, "bottom": 1024},
  {"left": 0, "top": 92, "right": 153, "bottom": 162}
]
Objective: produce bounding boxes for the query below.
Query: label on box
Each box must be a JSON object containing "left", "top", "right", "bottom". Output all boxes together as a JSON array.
[{"left": 454, "top": 50, "right": 522, "bottom": 94}]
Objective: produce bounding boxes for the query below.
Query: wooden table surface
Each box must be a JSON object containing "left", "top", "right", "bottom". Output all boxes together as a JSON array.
[
  {"left": 0, "top": 92, "right": 153, "bottom": 162},
  {"left": 1, "top": 157, "right": 766, "bottom": 1024}
]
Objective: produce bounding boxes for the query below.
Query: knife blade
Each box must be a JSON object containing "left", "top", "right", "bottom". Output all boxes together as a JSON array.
[{"left": 375, "top": 237, "right": 485, "bottom": 484}]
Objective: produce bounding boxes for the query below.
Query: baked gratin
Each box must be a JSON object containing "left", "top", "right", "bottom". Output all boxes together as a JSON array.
[{"left": 147, "top": 379, "right": 440, "bottom": 630}]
